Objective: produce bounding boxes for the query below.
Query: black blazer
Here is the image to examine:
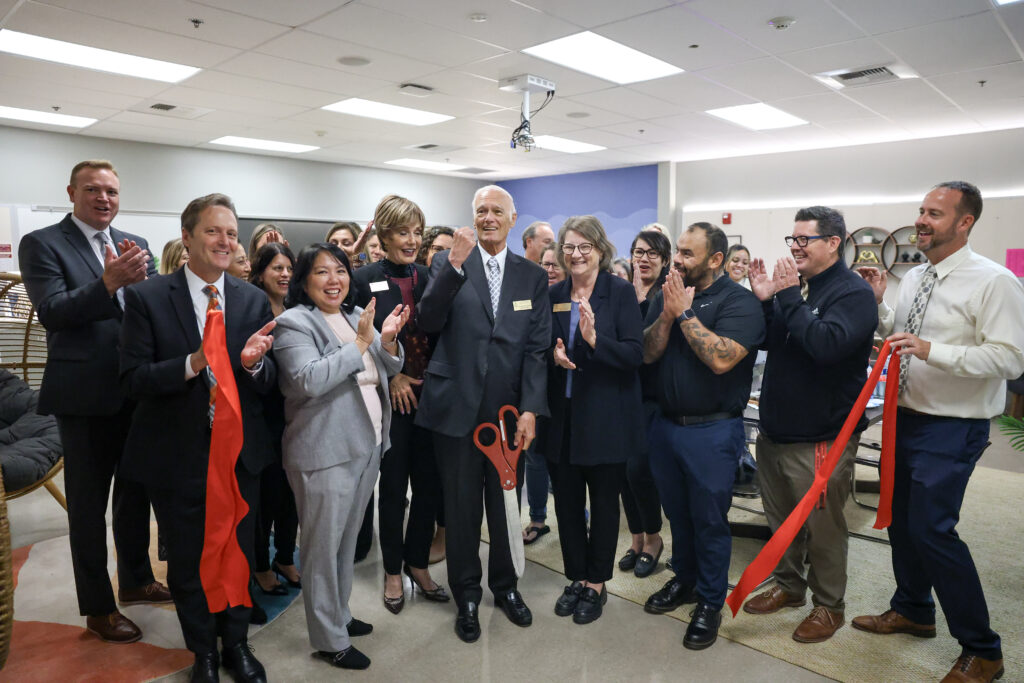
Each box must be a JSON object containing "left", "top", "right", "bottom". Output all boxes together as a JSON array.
[
  {"left": 415, "top": 249, "right": 550, "bottom": 438},
  {"left": 18, "top": 214, "right": 157, "bottom": 416},
  {"left": 545, "top": 271, "right": 644, "bottom": 466},
  {"left": 353, "top": 260, "right": 430, "bottom": 341},
  {"left": 118, "top": 268, "right": 277, "bottom": 489}
]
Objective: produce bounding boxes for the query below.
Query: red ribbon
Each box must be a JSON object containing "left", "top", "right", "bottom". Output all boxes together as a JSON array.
[
  {"left": 198, "top": 309, "right": 252, "bottom": 612},
  {"left": 725, "top": 341, "right": 900, "bottom": 616}
]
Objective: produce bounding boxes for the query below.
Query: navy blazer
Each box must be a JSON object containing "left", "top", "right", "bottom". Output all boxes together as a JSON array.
[
  {"left": 352, "top": 260, "right": 431, "bottom": 368},
  {"left": 118, "top": 268, "right": 277, "bottom": 489},
  {"left": 545, "top": 270, "right": 644, "bottom": 466},
  {"left": 18, "top": 213, "right": 157, "bottom": 416},
  {"left": 415, "top": 248, "right": 550, "bottom": 438}
]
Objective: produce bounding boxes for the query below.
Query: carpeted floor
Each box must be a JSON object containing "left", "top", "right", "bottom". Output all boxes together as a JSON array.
[{"left": 509, "top": 464, "right": 1021, "bottom": 683}]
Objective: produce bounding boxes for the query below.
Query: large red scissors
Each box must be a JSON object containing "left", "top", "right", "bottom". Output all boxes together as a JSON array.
[{"left": 473, "top": 404, "right": 525, "bottom": 577}]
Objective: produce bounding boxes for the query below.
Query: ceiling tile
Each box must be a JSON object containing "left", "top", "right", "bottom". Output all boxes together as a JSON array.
[
  {"left": 963, "top": 98, "right": 1024, "bottom": 129},
  {"left": 153, "top": 85, "right": 310, "bottom": 118},
  {"left": 215, "top": 52, "right": 390, "bottom": 96},
  {"left": 0, "top": 54, "right": 172, "bottom": 98},
  {"left": 1001, "top": 2, "right": 1024, "bottom": 48},
  {"left": 875, "top": 11, "right": 1019, "bottom": 77},
  {"left": 629, "top": 73, "right": 756, "bottom": 112},
  {"left": 930, "top": 62, "right": 1024, "bottom": 105},
  {"left": 106, "top": 110, "right": 228, "bottom": 135},
  {"left": 647, "top": 111, "right": 762, "bottom": 140},
  {"left": 567, "top": 88, "right": 684, "bottom": 119},
  {"left": 768, "top": 92, "right": 877, "bottom": 123},
  {"left": 414, "top": 70, "right": 522, "bottom": 110},
  {"left": 181, "top": 0, "right": 344, "bottom": 26},
  {"left": 828, "top": 0, "right": 993, "bottom": 35},
  {"left": 598, "top": 120, "right": 694, "bottom": 144},
  {"left": 842, "top": 78, "right": 958, "bottom": 116},
  {"left": 0, "top": 73, "right": 147, "bottom": 110},
  {"left": 897, "top": 110, "right": 984, "bottom": 137},
  {"left": 81, "top": 120, "right": 210, "bottom": 145},
  {"left": 0, "top": 87, "right": 119, "bottom": 120},
  {"left": 357, "top": 87, "right": 505, "bottom": 119},
  {"left": 461, "top": 51, "right": 613, "bottom": 97},
  {"left": 781, "top": 38, "right": 899, "bottom": 75},
  {"left": 698, "top": 57, "right": 832, "bottom": 101},
  {"left": 183, "top": 70, "right": 340, "bottom": 107}
]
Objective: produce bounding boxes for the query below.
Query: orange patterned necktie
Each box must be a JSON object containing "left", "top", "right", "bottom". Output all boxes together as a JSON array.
[{"left": 202, "top": 285, "right": 221, "bottom": 425}]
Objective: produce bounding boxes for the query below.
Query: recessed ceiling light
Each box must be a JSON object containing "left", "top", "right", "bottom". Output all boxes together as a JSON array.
[
  {"left": 385, "top": 158, "right": 466, "bottom": 171},
  {"left": 532, "top": 135, "right": 605, "bottom": 153},
  {"left": 210, "top": 136, "right": 318, "bottom": 153},
  {"left": 705, "top": 103, "right": 808, "bottom": 130},
  {"left": 0, "top": 29, "right": 199, "bottom": 83},
  {"left": 566, "top": 111, "right": 590, "bottom": 119},
  {"left": 322, "top": 98, "right": 453, "bottom": 126},
  {"left": 522, "top": 31, "right": 682, "bottom": 85},
  {"left": 337, "top": 55, "right": 371, "bottom": 66},
  {"left": 994, "top": 0, "right": 1022, "bottom": 5},
  {"left": 0, "top": 104, "right": 96, "bottom": 128}
]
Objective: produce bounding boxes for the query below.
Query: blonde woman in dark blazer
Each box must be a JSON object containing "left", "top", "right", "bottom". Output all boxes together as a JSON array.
[{"left": 274, "top": 243, "right": 407, "bottom": 671}]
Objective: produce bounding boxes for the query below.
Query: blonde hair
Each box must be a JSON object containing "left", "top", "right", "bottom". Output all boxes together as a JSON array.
[
  {"left": 373, "top": 195, "right": 425, "bottom": 247},
  {"left": 160, "top": 238, "right": 187, "bottom": 275}
]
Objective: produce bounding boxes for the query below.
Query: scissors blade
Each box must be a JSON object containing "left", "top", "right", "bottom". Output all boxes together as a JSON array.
[{"left": 504, "top": 489, "right": 525, "bottom": 578}]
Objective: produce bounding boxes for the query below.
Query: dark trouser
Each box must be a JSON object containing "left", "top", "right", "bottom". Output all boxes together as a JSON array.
[
  {"left": 57, "top": 408, "right": 155, "bottom": 616},
  {"left": 254, "top": 459, "right": 298, "bottom": 571},
  {"left": 354, "top": 494, "right": 374, "bottom": 561},
  {"left": 621, "top": 445, "right": 663, "bottom": 536},
  {"left": 648, "top": 415, "right": 743, "bottom": 610},
  {"left": 379, "top": 410, "right": 442, "bottom": 574},
  {"left": 524, "top": 447, "right": 550, "bottom": 524},
  {"left": 888, "top": 411, "right": 1001, "bottom": 660},
  {"left": 756, "top": 433, "right": 857, "bottom": 610},
  {"left": 148, "top": 463, "right": 259, "bottom": 656},
  {"left": 433, "top": 431, "right": 522, "bottom": 607}
]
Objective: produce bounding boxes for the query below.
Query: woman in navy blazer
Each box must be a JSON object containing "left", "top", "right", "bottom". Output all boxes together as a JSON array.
[{"left": 545, "top": 216, "right": 644, "bottom": 625}]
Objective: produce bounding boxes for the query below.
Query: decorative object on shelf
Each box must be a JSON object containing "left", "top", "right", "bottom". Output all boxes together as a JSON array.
[
  {"left": 855, "top": 249, "right": 879, "bottom": 264},
  {"left": 908, "top": 234, "right": 917, "bottom": 244},
  {"left": 901, "top": 253, "right": 910, "bottom": 262}
]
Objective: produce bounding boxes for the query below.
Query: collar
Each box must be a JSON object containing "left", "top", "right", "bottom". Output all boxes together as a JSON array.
[
  {"left": 381, "top": 258, "right": 415, "bottom": 279},
  {"left": 695, "top": 273, "right": 729, "bottom": 299},
  {"left": 932, "top": 243, "right": 972, "bottom": 280},
  {"left": 183, "top": 262, "right": 226, "bottom": 297},
  {"left": 806, "top": 258, "right": 844, "bottom": 288},
  {"left": 70, "top": 213, "right": 112, "bottom": 243},
  {"left": 477, "top": 243, "right": 508, "bottom": 270}
]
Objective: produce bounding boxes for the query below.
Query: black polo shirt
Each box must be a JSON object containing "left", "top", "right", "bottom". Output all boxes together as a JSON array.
[{"left": 644, "top": 275, "right": 765, "bottom": 418}]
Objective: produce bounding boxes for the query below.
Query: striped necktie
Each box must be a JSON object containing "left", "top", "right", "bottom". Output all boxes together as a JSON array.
[
  {"left": 898, "top": 265, "right": 937, "bottom": 395},
  {"left": 486, "top": 256, "right": 500, "bottom": 316}
]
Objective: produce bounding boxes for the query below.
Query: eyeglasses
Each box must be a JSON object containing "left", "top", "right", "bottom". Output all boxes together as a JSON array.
[
  {"left": 784, "top": 235, "right": 830, "bottom": 248},
  {"left": 541, "top": 262, "right": 560, "bottom": 270},
  {"left": 561, "top": 242, "right": 594, "bottom": 255},
  {"left": 631, "top": 248, "right": 661, "bottom": 260}
]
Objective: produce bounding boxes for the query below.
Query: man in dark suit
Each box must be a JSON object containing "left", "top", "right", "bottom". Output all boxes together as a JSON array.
[
  {"left": 120, "top": 193, "right": 277, "bottom": 683},
  {"left": 18, "top": 159, "right": 170, "bottom": 644},
  {"left": 416, "top": 185, "right": 550, "bottom": 643}
]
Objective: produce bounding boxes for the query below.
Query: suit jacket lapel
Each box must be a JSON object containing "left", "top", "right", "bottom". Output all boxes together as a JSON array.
[
  {"left": 551, "top": 280, "right": 571, "bottom": 344},
  {"left": 60, "top": 215, "right": 104, "bottom": 280},
  {"left": 223, "top": 276, "right": 244, "bottom": 356},
  {"left": 169, "top": 269, "right": 202, "bottom": 351},
  {"left": 465, "top": 253, "right": 495, "bottom": 325}
]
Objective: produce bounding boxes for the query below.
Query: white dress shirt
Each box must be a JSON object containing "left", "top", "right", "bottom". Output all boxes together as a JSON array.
[
  {"left": 70, "top": 213, "right": 113, "bottom": 266},
  {"left": 448, "top": 242, "right": 508, "bottom": 285},
  {"left": 183, "top": 266, "right": 226, "bottom": 380},
  {"left": 878, "top": 244, "right": 1024, "bottom": 418}
]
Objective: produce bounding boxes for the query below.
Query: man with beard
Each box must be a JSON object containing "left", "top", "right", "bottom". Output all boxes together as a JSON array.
[
  {"left": 855, "top": 182, "right": 1024, "bottom": 683},
  {"left": 640, "top": 222, "right": 765, "bottom": 650}
]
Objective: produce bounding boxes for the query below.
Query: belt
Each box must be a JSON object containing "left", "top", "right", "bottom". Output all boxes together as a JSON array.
[{"left": 669, "top": 411, "right": 736, "bottom": 426}]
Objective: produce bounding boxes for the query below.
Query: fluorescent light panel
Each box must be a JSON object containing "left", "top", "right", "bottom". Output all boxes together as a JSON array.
[
  {"left": 385, "top": 158, "right": 466, "bottom": 171},
  {"left": 0, "top": 29, "right": 199, "bottom": 83},
  {"left": 532, "top": 135, "right": 605, "bottom": 154},
  {"left": 995, "top": 0, "right": 1022, "bottom": 5},
  {"left": 322, "top": 98, "right": 453, "bottom": 126},
  {"left": 705, "top": 103, "right": 808, "bottom": 130},
  {"left": 522, "top": 31, "right": 682, "bottom": 85},
  {"left": 210, "top": 136, "right": 318, "bottom": 153},
  {"left": 0, "top": 104, "right": 96, "bottom": 128}
]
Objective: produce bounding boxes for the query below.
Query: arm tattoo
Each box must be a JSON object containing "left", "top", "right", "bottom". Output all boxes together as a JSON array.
[
  {"left": 643, "top": 317, "right": 672, "bottom": 364},
  {"left": 680, "top": 319, "right": 744, "bottom": 372}
]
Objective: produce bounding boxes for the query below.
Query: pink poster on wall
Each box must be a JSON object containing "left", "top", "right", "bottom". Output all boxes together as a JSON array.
[{"left": 1007, "top": 249, "right": 1024, "bottom": 277}]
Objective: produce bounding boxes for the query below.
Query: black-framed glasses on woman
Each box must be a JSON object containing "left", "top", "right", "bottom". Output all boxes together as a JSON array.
[
  {"left": 562, "top": 242, "right": 594, "bottom": 255},
  {"left": 631, "top": 247, "right": 660, "bottom": 260},
  {"left": 784, "top": 235, "right": 830, "bottom": 248}
]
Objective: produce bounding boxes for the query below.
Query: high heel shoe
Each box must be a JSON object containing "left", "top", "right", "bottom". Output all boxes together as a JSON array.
[
  {"left": 403, "top": 565, "right": 450, "bottom": 602},
  {"left": 257, "top": 580, "right": 287, "bottom": 597},
  {"left": 273, "top": 561, "right": 301, "bottom": 589},
  {"left": 383, "top": 578, "right": 405, "bottom": 615}
]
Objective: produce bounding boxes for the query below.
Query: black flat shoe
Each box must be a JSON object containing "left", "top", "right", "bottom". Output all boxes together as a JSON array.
[
  {"left": 618, "top": 548, "right": 640, "bottom": 571},
  {"left": 313, "top": 646, "right": 370, "bottom": 670},
  {"left": 255, "top": 580, "right": 287, "bottom": 597},
  {"left": 272, "top": 561, "right": 301, "bottom": 589},
  {"left": 522, "top": 523, "right": 550, "bottom": 545},
  {"left": 634, "top": 542, "right": 664, "bottom": 578},
  {"left": 494, "top": 590, "right": 532, "bottom": 627},
  {"left": 455, "top": 602, "right": 480, "bottom": 643},
  {"left": 684, "top": 603, "right": 722, "bottom": 650},
  {"left": 554, "top": 581, "right": 584, "bottom": 617},
  {"left": 572, "top": 586, "right": 607, "bottom": 625},
  {"left": 248, "top": 602, "right": 267, "bottom": 625},
  {"left": 644, "top": 576, "right": 697, "bottom": 614},
  {"left": 221, "top": 641, "right": 267, "bottom": 683},
  {"left": 346, "top": 618, "right": 373, "bottom": 637},
  {"left": 403, "top": 565, "right": 451, "bottom": 602}
]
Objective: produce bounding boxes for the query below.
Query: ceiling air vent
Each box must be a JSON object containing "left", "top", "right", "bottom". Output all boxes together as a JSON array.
[
  {"left": 814, "top": 63, "right": 915, "bottom": 89},
  {"left": 150, "top": 103, "right": 176, "bottom": 111},
  {"left": 457, "top": 167, "right": 496, "bottom": 175},
  {"left": 837, "top": 67, "right": 895, "bottom": 85},
  {"left": 399, "top": 83, "right": 434, "bottom": 97},
  {"left": 129, "top": 101, "right": 212, "bottom": 119},
  {"left": 401, "top": 143, "right": 465, "bottom": 154}
]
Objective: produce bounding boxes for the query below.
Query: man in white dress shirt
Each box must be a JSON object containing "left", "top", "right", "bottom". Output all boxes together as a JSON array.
[{"left": 855, "top": 181, "right": 1024, "bottom": 683}]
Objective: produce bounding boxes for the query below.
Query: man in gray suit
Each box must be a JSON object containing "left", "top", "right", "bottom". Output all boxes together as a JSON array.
[{"left": 416, "top": 185, "right": 550, "bottom": 642}]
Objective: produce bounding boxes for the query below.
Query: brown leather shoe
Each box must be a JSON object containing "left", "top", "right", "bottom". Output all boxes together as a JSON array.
[
  {"left": 86, "top": 611, "right": 142, "bottom": 643},
  {"left": 742, "top": 585, "right": 807, "bottom": 615},
  {"left": 851, "top": 609, "right": 936, "bottom": 638},
  {"left": 941, "top": 655, "right": 1004, "bottom": 682},
  {"left": 119, "top": 580, "right": 173, "bottom": 605},
  {"left": 792, "top": 606, "right": 844, "bottom": 643}
]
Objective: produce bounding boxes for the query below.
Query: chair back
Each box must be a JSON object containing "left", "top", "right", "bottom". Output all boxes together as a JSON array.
[{"left": 0, "top": 274, "right": 47, "bottom": 389}]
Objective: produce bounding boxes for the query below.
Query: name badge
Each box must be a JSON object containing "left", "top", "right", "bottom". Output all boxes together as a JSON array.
[
  {"left": 369, "top": 280, "right": 389, "bottom": 292},
  {"left": 513, "top": 299, "right": 532, "bottom": 311},
  {"left": 552, "top": 302, "right": 571, "bottom": 313}
]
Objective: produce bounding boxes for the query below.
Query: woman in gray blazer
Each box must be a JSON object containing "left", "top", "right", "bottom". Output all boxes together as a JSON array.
[{"left": 274, "top": 243, "right": 408, "bottom": 671}]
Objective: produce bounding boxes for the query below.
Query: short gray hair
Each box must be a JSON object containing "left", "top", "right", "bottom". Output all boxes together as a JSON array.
[
  {"left": 521, "top": 221, "right": 551, "bottom": 249},
  {"left": 472, "top": 185, "right": 516, "bottom": 214}
]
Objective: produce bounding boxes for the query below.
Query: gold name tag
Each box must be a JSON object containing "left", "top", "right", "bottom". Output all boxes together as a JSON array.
[
  {"left": 513, "top": 299, "right": 532, "bottom": 311},
  {"left": 552, "top": 302, "right": 571, "bottom": 313},
  {"left": 369, "top": 280, "right": 389, "bottom": 292}
]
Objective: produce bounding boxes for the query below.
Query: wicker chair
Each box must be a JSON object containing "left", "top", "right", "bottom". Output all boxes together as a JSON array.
[
  {"left": 0, "top": 273, "right": 66, "bottom": 511},
  {"left": 0, "top": 465, "right": 11, "bottom": 670}
]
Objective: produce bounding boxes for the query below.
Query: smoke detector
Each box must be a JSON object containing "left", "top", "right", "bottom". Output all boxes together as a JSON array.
[{"left": 767, "top": 16, "right": 796, "bottom": 30}]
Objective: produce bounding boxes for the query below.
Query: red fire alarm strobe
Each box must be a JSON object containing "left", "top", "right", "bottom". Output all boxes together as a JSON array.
[{"left": 722, "top": 212, "right": 732, "bottom": 225}]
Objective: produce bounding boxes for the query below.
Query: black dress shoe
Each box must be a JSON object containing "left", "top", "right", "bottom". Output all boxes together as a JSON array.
[
  {"left": 346, "top": 618, "right": 373, "bottom": 637},
  {"left": 221, "top": 641, "right": 267, "bottom": 683},
  {"left": 617, "top": 549, "right": 639, "bottom": 571},
  {"left": 572, "top": 586, "right": 608, "bottom": 625},
  {"left": 644, "top": 576, "right": 697, "bottom": 614},
  {"left": 248, "top": 602, "right": 267, "bottom": 625},
  {"left": 190, "top": 652, "right": 219, "bottom": 683},
  {"left": 455, "top": 602, "right": 480, "bottom": 643},
  {"left": 634, "top": 542, "right": 663, "bottom": 578},
  {"left": 494, "top": 590, "right": 532, "bottom": 627},
  {"left": 313, "top": 646, "right": 370, "bottom": 670},
  {"left": 684, "top": 603, "right": 722, "bottom": 650},
  {"left": 554, "top": 581, "right": 584, "bottom": 617}
]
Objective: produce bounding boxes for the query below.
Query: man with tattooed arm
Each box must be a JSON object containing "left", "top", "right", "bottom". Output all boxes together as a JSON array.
[{"left": 640, "top": 222, "right": 765, "bottom": 651}]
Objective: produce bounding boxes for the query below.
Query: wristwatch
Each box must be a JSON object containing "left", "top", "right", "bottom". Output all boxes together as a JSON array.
[{"left": 676, "top": 308, "right": 695, "bottom": 324}]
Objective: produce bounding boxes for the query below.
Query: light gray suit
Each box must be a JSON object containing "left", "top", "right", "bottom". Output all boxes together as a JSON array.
[{"left": 274, "top": 304, "right": 403, "bottom": 652}]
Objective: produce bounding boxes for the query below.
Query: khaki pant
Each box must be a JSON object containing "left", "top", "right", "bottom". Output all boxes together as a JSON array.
[{"left": 755, "top": 433, "right": 858, "bottom": 610}]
